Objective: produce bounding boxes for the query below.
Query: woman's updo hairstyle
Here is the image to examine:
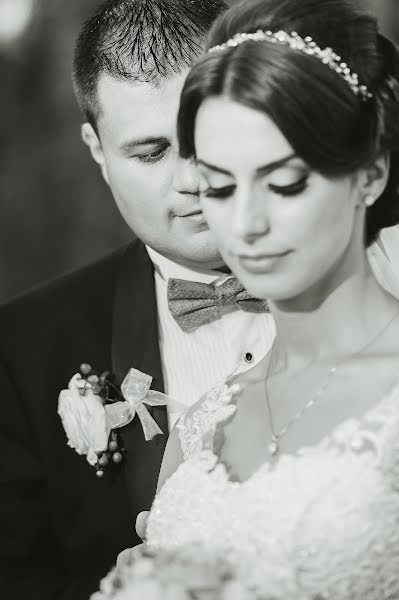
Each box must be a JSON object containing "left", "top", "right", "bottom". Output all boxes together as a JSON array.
[{"left": 178, "top": 0, "right": 399, "bottom": 245}]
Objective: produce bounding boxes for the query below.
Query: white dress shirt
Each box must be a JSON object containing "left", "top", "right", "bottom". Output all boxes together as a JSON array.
[{"left": 146, "top": 247, "right": 276, "bottom": 428}]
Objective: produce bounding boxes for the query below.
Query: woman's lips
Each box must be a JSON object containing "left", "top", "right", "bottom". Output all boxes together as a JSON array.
[{"left": 237, "top": 250, "right": 291, "bottom": 272}]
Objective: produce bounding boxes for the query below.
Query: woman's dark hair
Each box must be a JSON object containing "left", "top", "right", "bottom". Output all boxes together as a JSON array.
[{"left": 177, "top": 0, "right": 399, "bottom": 245}]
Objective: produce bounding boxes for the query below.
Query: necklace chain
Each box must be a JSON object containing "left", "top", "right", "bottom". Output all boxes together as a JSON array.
[{"left": 264, "top": 310, "right": 399, "bottom": 456}]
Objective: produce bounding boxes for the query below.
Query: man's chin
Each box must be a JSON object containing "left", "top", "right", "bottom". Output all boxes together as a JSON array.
[
  {"left": 170, "top": 237, "right": 224, "bottom": 271},
  {"left": 143, "top": 225, "right": 224, "bottom": 270},
  {"left": 174, "top": 212, "right": 209, "bottom": 233}
]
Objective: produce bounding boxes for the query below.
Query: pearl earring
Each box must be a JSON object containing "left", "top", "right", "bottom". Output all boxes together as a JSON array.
[{"left": 364, "top": 194, "right": 375, "bottom": 207}]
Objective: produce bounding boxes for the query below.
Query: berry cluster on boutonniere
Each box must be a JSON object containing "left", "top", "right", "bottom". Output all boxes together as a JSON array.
[
  {"left": 79, "top": 363, "right": 126, "bottom": 477},
  {"left": 58, "top": 364, "right": 172, "bottom": 478}
]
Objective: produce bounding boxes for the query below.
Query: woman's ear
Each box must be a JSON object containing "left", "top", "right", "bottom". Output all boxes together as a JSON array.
[
  {"left": 360, "top": 152, "right": 391, "bottom": 206},
  {"left": 81, "top": 123, "right": 110, "bottom": 184}
]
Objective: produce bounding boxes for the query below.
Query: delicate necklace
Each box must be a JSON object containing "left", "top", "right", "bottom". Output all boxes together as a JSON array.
[{"left": 264, "top": 310, "right": 399, "bottom": 457}]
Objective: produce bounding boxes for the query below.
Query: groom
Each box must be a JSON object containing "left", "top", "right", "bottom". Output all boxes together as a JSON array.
[{"left": 0, "top": 1, "right": 275, "bottom": 599}]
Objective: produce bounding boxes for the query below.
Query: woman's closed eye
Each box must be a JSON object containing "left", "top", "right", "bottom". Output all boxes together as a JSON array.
[
  {"left": 268, "top": 174, "right": 309, "bottom": 197},
  {"left": 201, "top": 184, "right": 236, "bottom": 199}
]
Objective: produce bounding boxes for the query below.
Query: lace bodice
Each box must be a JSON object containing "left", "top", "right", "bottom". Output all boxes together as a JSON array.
[{"left": 146, "top": 380, "right": 399, "bottom": 599}]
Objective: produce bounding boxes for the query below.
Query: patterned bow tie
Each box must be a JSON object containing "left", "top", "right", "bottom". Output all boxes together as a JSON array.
[{"left": 167, "top": 277, "right": 269, "bottom": 332}]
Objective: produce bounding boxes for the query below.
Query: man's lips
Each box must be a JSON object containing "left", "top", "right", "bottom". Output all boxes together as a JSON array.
[{"left": 176, "top": 209, "right": 203, "bottom": 218}]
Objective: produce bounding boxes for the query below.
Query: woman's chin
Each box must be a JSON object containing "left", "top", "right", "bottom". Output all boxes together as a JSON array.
[
  {"left": 237, "top": 278, "right": 274, "bottom": 301},
  {"left": 229, "top": 269, "right": 275, "bottom": 301},
  {"left": 236, "top": 275, "right": 298, "bottom": 303}
]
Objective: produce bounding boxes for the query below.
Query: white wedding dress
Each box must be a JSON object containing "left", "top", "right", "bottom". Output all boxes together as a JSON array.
[
  {"left": 145, "top": 379, "right": 399, "bottom": 599},
  {"left": 142, "top": 229, "right": 399, "bottom": 599}
]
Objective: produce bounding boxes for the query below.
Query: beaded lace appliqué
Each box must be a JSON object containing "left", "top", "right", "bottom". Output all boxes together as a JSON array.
[{"left": 176, "top": 382, "right": 237, "bottom": 459}]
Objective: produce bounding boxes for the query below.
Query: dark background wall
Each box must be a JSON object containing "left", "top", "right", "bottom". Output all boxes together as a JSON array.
[{"left": 0, "top": 0, "right": 398, "bottom": 303}]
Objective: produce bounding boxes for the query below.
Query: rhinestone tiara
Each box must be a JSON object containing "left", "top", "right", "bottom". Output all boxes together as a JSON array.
[{"left": 208, "top": 30, "right": 373, "bottom": 100}]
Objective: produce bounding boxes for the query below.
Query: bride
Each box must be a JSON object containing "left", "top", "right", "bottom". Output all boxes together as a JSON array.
[{"left": 112, "top": 0, "right": 399, "bottom": 597}]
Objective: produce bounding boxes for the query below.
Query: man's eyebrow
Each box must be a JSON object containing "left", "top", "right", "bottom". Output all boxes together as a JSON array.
[
  {"left": 119, "top": 136, "right": 168, "bottom": 152},
  {"left": 196, "top": 153, "right": 298, "bottom": 176}
]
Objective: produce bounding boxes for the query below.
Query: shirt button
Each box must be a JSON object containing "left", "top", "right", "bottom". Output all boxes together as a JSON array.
[{"left": 244, "top": 352, "right": 254, "bottom": 364}]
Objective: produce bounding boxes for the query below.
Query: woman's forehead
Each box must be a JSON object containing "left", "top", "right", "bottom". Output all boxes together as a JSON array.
[{"left": 195, "top": 97, "right": 294, "bottom": 173}]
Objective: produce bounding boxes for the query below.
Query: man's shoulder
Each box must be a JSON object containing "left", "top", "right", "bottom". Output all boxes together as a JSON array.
[
  {"left": 0, "top": 245, "right": 125, "bottom": 323},
  {"left": 0, "top": 239, "right": 153, "bottom": 343},
  {"left": 0, "top": 238, "right": 158, "bottom": 376}
]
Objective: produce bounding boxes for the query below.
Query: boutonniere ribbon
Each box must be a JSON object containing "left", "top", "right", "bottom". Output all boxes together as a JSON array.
[{"left": 106, "top": 368, "right": 170, "bottom": 441}]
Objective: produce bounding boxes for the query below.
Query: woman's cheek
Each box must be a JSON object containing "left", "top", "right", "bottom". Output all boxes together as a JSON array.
[{"left": 202, "top": 201, "right": 230, "bottom": 240}]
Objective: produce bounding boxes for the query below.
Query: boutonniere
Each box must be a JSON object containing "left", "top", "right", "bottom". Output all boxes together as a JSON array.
[{"left": 58, "top": 364, "right": 170, "bottom": 477}]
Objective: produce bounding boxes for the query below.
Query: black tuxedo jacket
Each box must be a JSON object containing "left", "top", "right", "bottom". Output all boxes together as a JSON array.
[{"left": 0, "top": 239, "right": 168, "bottom": 600}]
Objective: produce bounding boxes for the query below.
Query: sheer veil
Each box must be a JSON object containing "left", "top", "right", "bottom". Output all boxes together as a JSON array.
[{"left": 368, "top": 225, "right": 399, "bottom": 298}]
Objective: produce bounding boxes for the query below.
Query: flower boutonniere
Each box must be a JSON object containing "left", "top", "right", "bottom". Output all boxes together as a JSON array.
[{"left": 58, "top": 364, "right": 171, "bottom": 477}]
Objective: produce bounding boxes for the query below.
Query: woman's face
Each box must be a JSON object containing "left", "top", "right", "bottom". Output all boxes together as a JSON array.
[{"left": 195, "top": 97, "right": 364, "bottom": 302}]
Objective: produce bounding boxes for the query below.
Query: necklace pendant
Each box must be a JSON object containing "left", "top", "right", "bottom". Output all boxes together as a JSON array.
[{"left": 268, "top": 437, "right": 279, "bottom": 456}]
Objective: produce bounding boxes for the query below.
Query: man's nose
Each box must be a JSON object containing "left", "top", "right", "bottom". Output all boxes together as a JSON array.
[{"left": 172, "top": 156, "right": 199, "bottom": 195}]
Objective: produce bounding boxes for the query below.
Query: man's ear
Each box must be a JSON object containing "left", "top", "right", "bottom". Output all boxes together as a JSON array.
[
  {"left": 81, "top": 123, "right": 109, "bottom": 185},
  {"left": 360, "top": 153, "right": 390, "bottom": 205}
]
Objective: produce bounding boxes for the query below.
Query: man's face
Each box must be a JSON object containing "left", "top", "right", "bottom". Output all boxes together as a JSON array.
[{"left": 82, "top": 72, "right": 223, "bottom": 270}]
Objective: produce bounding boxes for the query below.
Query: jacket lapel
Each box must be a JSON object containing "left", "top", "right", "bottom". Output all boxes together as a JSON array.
[{"left": 111, "top": 240, "right": 168, "bottom": 529}]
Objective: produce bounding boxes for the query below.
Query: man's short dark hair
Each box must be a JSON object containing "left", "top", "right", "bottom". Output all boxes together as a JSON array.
[{"left": 72, "top": 0, "right": 227, "bottom": 128}]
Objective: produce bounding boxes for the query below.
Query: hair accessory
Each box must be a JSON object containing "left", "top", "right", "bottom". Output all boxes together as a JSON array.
[{"left": 209, "top": 30, "right": 373, "bottom": 101}]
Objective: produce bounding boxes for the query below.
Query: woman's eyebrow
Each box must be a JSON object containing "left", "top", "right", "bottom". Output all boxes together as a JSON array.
[
  {"left": 195, "top": 159, "right": 231, "bottom": 175},
  {"left": 256, "top": 153, "right": 298, "bottom": 176},
  {"left": 195, "top": 153, "right": 297, "bottom": 176}
]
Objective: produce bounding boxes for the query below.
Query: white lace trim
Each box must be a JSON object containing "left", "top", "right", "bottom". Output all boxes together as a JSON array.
[{"left": 176, "top": 382, "right": 237, "bottom": 460}]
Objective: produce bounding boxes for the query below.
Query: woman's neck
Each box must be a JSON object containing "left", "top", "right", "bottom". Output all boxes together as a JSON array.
[{"left": 269, "top": 254, "right": 397, "bottom": 370}]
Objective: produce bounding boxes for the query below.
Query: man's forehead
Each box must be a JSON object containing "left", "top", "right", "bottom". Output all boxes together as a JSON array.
[{"left": 96, "top": 71, "right": 189, "bottom": 131}]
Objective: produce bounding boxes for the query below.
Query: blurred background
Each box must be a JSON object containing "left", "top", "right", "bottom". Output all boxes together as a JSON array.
[{"left": 0, "top": 0, "right": 398, "bottom": 303}]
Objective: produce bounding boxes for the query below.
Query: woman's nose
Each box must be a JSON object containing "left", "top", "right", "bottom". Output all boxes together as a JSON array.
[{"left": 232, "top": 188, "right": 270, "bottom": 242}]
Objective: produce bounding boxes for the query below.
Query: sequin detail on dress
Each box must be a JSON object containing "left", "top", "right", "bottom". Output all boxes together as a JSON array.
[{"left": 147, "top": 380, "right": 399, "bottom": 599}]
